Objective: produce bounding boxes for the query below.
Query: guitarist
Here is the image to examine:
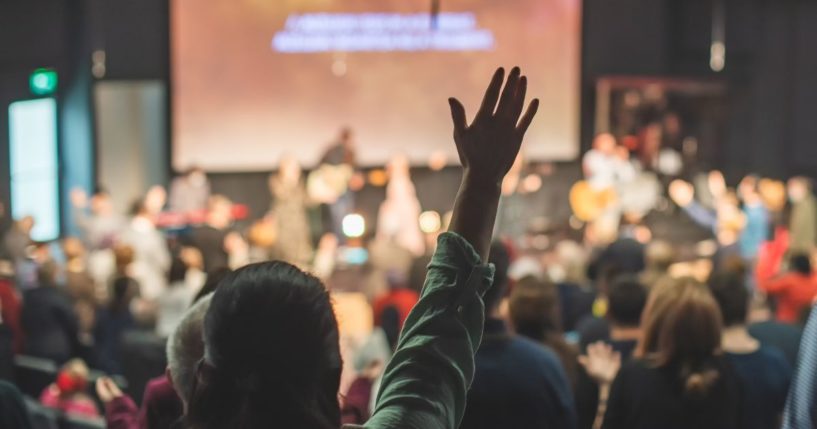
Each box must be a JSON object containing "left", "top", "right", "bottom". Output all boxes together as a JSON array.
[
  {"left": 579, "top": 134, "right": 636, "bottom": 235},
  {"left": 319, "top": 128, "right": 364, "bottom": 241}
]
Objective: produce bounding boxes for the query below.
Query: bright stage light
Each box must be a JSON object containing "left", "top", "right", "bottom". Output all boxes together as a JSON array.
[
  {"left": 342, "top": 214, "right": 366, "bottom": 238},
  {"left": 419, "top": 211, "right": 441, "bottom": 234}
]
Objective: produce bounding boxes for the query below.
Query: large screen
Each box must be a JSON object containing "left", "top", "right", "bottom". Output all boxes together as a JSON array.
[{"left": 172, "top": 0, "right": 581, "bottom": 171}]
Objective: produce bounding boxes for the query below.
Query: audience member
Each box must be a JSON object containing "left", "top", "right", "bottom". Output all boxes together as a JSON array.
[
  {"left": 575, "top": 275, "right": 647, "bottom": 429},
  {"left": 782, "top": 303, "right": 817, "bottom": 429},
  {"left": 3, "top": 216, "right": 33, "bottom": 266},
  {"left": 187, "top": 195, "right": 234, "bottom": 273},
  {"left": 0, "top": 380, "right": 32, "bottom": 429},
  {"left": 180, "top": 66, "right": 539, "bottom": 429},
  {"left": 21, "top": 262, "right": 83, "bottom": 364},
  {"left": 709, "top": 271, "right": 792, "bottom": 429},
  {"left": 0, "top": 261, "right": 23, "bottom": 354},
  {"left": 372, "top": 271, "right": 419, "bottom": 350},
  {"left": 509, "top": 275, "right": 579, "bottom": 386},
  {"left": 582, "top": 277, "right": 741, "bottom": 429},
  {"left": 156, "top": 257, "right": 195, "bottom": 338},
  {"left": 761, "top": 253, "right": 817, "bottom": 324},
  {"left": 120, "top": 199, "right": 171, "bottom": 302},
  {"left": 39, "top": 358, "right": 99, "bottom": 418},
  {"left": 98, "top": 295, "right": 210, "bottom": 429},
  {"left": 70, "top": 187, "right": 126, "bottom": 252},
  {"left": 62, "top": 237, "right": 96, "bottom": 304},
  {"left": 747, "top": 297, "right": 802, "bottom": 366},
  {"left": 461, "top": 242, "right": 575, "bottom": 429},
  {"left": 192, "top": 267, "right": 231, "bottom": 303},
  {"left": 94, "top": 275, "right": 137, "bottom": 375}
]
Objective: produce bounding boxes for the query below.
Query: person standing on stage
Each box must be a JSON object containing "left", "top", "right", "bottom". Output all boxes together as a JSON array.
[
  {"left": 319, "top": 128, "right": 363, "bottom": 241},
  {"left": 169, "top": 166, "right": 211, "bottom": 215},
  {"left": 269, "top": 156, "right": 314, "bottom": 269}
]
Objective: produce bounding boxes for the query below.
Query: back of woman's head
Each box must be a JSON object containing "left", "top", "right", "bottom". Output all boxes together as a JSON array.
[
  {"left": 186, "top": 261, "right": 341, "bottom": 429},
  {"left": 637, "top": 277, "right": 723, "bottom": 397}
]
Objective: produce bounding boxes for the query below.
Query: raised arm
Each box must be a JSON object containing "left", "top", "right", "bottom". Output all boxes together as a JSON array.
[
  {"left": 448, "top": 67, "right": 539, "bottom": 261},
  {"left": 359, "top": 67, "right": 538, "bottom": 429}
]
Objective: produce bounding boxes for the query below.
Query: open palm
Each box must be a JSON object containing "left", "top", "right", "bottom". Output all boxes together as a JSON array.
[{"left": 448, "top": 67, "right": 539, "bottom": 186}]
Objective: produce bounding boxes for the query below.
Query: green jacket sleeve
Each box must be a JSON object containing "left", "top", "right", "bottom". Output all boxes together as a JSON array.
[{"left": 352, "top": 232, "right": 494, "bottom": 429}]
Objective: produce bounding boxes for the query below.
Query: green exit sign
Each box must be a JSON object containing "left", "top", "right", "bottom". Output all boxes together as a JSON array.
[{"left": 30, "top": 68, "right": 58, "bottom": 95}]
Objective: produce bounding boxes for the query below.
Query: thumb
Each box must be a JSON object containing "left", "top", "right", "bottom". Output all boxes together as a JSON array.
[{"left": 448, "top": 98, "right": 467, "bottom": 134}]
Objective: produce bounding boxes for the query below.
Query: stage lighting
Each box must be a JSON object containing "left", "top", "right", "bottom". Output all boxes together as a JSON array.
[
  {"left": 342, "top": 214, "right": 366, "bottom": 238},
  {"left": 419, "top": 211, "right": 441, "bottom": 234},
  {"left": 29, "top": 68, "right": 57, "bottom": 96}
]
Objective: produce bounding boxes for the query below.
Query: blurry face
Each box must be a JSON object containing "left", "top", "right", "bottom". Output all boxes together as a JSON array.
[
  {"left": 189, "top": 170, "right": 207, "bottom": 186},
  {"left": 91, "top": 194, "right": 113, "bottom": 215},
  {"left": 280, "top": 157, "right": 302, "bottom": 182},
  {"left": 594, "top": 134, "right": 616, "bottom": 155},
  {"left": 788, "top": 181, "right": 807, "bottom": 202}
]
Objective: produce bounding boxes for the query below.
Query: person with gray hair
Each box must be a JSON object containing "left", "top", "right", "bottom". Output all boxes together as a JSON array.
[{"left": 96, "top": 294, "right": 212, "bottom": 429}]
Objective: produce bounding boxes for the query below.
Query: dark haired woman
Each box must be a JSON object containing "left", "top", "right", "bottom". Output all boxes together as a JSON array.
[
  {"left": 183, "top": 67, "right": 539, "bottom": 429},
  {"left": 581, "top": 278, "right": 741, "bottom": 429}
]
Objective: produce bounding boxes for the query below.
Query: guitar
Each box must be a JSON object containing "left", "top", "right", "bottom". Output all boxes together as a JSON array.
[
  {"left": 569, "top": 181, "right": 618, "bottom": 222},
  {"left": 306, "top": 164, "right": 354, "bottom": 204}
]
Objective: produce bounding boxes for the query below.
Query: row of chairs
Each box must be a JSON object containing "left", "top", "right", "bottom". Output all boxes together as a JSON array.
[{"left": 24, "top": 396, "right": 104, "bottom": 429}]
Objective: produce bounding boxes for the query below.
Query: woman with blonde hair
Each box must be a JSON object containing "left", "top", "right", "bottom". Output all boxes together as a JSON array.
[{"left": 581, "top": 278, "right": 741, "bottom": 429}]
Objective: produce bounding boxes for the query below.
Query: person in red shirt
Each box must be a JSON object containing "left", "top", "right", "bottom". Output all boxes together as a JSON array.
[
  {"left": 761, "top": 253, "right": 817, "bottom": 324},
  {"left": 0, "top": 265, "right": 24, "bottom": 354}
]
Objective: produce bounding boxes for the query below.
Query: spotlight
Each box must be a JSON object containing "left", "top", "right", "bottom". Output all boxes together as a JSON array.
[
  {"left": 342, "top": 214, "right": 366, "bottom": 238},
  {"left": 419, "top": 211, "right": 441, "bottom": 234}
]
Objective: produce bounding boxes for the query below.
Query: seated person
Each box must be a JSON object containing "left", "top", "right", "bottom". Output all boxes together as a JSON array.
[
  {"left": 0, "top": 380, "right": 32, "bottom": 429},
  {"left": 39, "top": 358, "right": 99, "bottom": 419},
  {"left": 177, "top": 67, "right": 539, "bottom": 428},
  {"left": 96, "top": 294, "right": 212, "bottom": 429},
  {"left": 461, "top": 247, "right": 576, "bottom": 429}
]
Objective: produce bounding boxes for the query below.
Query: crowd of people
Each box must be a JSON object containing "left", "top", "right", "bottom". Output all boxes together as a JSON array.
[{"left": 0, "top": 66, "right": 816, "bottom": 429}]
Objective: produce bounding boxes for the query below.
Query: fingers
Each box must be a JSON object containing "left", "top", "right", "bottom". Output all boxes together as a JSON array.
[
  {"left": 476, "top": 67, "right": 505, "bottom": 119},
  {"left": 496, "top": 67, "right": 521, "bottom": 119},
  {"left": 448, "top": 97, "right": 468, "bottom": 134},
  {"left": 509, "top": 76, "right": 528, "bottom": 121},
  {"left": 516, "top": 98, "right": 539, "bottom": 134}
]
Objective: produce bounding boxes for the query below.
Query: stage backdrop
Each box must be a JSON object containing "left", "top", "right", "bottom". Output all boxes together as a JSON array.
[{"left": 171, "top": 0, "right": 581, "bottom": 171}]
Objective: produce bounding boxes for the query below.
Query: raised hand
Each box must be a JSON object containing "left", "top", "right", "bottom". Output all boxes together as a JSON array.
[
  {"left": 448, "top": 67, "right": 539, "bottom": 187},
  {"left": 669, "top": 179, "right": 695, "bottom": 208},
  {"left": 447, "top": 67, "right": 539, "bottom": 261},
  {"left": 578, "top": 342, "right": 622, "bottom": 385}
]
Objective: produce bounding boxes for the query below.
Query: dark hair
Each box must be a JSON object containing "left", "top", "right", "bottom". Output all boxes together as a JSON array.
[
  {"left": 509, "top": 276, "right": 578, "bottom": 385},
  {"left": 483, "top": 241, "right": 510, "bottom": 313},
  {"left": 192, "top": 268, "right": 232, "bottom": 304},
  {"left": 607, "top": 275, "right": 647, "bottom": 327},
  {"left": 36, "top": 262, "right": 58, "bottom": 288},
  {"left": 110, "top": 276, "right": 137, "bottom": 314},
  {"left": 707, "top": 271, "right": 748, "bottom": 327},
  {"left": 791, "top": 253, "right": 812, "bottom": 276},
  {"left": 638, "top": 278, "right": 723, "bottom": 396},
  {"left": 185, "top": 261, "right": 341, "bottom": 429},
  {"left": 168, "top": 257, "right": 188, "bottom": 285}
]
